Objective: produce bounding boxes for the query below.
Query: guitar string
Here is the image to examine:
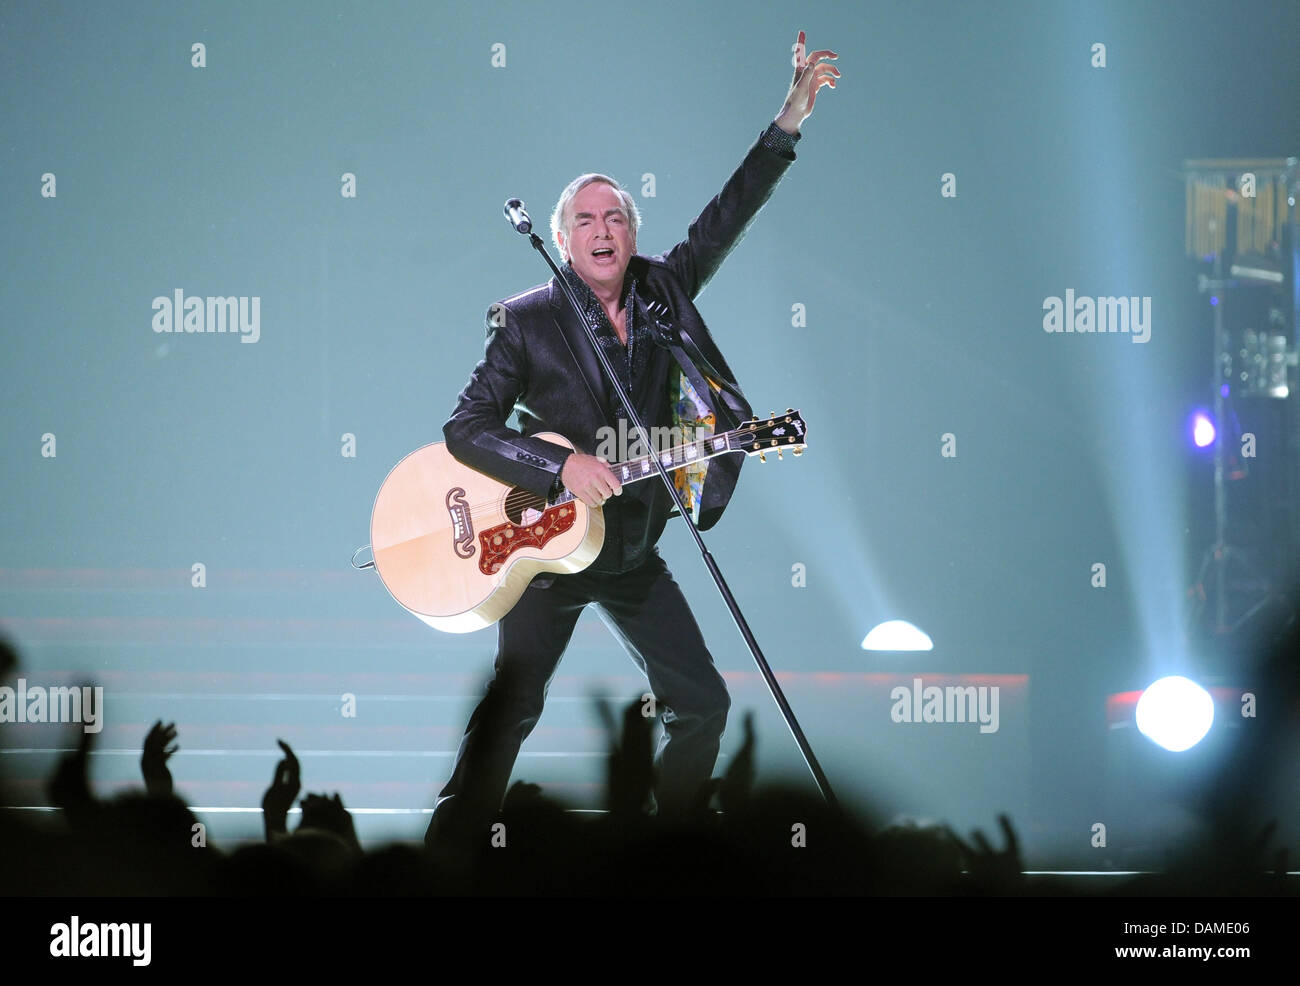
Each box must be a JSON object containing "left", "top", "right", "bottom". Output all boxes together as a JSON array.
[
  {"left": 447, "top": 431, "right": 804, "bottom": 517},
  {"left": 454, "top": 444, "right": 800, "bottom": 520},
  {"left": 456, "top": 448, "right": 720, "bottom": 516}
]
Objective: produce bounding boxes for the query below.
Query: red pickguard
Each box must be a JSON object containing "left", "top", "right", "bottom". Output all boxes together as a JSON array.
[{"left": 477, "top": 504, "right": 578, "bottom": 575}]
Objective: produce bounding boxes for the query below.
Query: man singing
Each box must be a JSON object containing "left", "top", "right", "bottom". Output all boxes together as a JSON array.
[{"left": 427, "top": 31, "right": 838, "bottom": 843}]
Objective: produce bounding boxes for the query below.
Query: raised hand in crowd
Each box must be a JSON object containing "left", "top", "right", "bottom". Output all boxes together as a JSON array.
[
  {"left": 47, "top": 685, "right": 99, "bottom": 830},
  {"left": 261, "top": 738, "right": 300, "bottom": 841},
  {"left": 605, "top": 696, "right": 655, "bottom": 818},
  {"left": 299, "top": 792, "right": 360, "bottom": 853},
  {"left": 720, "top": 710, "right": 756, "bottom": 815},
  {"left": 141, "top": 719, "right": 178, "bottom": 798},
  {"left": 946, "top": 813, "right": 1024, "bottom": 894}
]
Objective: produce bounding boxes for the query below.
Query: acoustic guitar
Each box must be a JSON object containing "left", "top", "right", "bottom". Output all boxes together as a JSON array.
[{"left": 366, "top": 410, "right": 807, "bottom": 632}]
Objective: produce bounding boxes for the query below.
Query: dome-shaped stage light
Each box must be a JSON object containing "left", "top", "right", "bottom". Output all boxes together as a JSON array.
[
  {"left": 1135, "top": 675, "right": 1214, "bottom": 752},
  {"left": 861, "top": 620, "right": 933, "bottom": 652}
]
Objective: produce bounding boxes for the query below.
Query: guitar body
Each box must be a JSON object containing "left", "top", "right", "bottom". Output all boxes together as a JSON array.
[
  {"left": 365, "top": 409, "right": 806, "bottom": 634},
  {"left": 370, "top": 434, "right": 603, "bottom": 633}
]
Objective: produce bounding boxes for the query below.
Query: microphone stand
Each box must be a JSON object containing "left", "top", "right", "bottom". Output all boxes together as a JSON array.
[{"left": 506, "top": 206, "right": 838, "bottom": 811}]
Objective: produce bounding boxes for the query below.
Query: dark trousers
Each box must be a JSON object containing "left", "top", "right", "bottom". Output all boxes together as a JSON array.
[{"left": 425, "top": 548, "right": 730, "bottom": 843}]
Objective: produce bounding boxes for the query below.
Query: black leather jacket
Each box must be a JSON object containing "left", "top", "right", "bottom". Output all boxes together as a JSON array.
[{"left": 444, "top": 128, "right": 797, "bottom": 538}]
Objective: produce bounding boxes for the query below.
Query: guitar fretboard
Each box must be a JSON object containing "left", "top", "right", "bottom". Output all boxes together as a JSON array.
[{"left": 549, "top": 429, "right": 734, "bottom": 506}]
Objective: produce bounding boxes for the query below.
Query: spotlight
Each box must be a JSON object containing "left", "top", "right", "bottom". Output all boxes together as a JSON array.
[
  {"left": 861, "top": 620, "right": 933, "bottom": 651},
  {"left": 1135, "top": 675, "right": 1214, "bottom": 752},
  {"left": 1189, "top": 411, "right": 1216, "bottom": 449}
]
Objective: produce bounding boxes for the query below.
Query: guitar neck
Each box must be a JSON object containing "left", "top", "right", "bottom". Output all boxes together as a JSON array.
[
  {"left": 546, "top": 409, "right": 807, "bottom": 506},
  {"left": 549, "top": 429, "right": 737, "bottom": 506}
]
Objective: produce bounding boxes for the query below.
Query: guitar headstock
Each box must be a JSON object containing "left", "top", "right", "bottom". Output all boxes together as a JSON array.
[{"left": 732, "top": 409, "right": 808, "bottom": 462}]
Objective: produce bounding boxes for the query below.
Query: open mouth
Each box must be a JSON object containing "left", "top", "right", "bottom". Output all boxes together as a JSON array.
[{"left": 591, "top": 248, "right": 615, "bottom": 261}]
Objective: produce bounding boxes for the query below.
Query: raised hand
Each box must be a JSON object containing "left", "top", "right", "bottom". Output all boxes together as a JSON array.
[
  {"left": 605, "top": 696, "right": 655, "bottom": 818},
  {"left": 719, "top": 710, "right": 756, "bottom": 815},
  {"left": 48, "top": 715, "right": 97, "bottom": 827},
  {"left": 141, "top": 719, "right": 178, "bottom": 797},
  {"left": 945, "top": 814, "right": 1024, "bottom": 894},
  {"left": 299, "top": 792, "right": 360, "bottom": 852},
  {"left": 776, "top": 30, "right": 840, "bottom": 134},
  {"left": 261, "top": 739, "right": 300, "bottom": 841}
]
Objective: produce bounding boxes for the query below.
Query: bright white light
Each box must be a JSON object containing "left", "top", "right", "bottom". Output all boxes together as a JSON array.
[
  {"left": 1192, "top": 414, "right": 1216, "bottom": 448},
  {"left": 1135, "top": 676, "right": 1214, "bottom": 752},
  {"left": 861, "top": 620, "right": 933, "bottom": 651}
]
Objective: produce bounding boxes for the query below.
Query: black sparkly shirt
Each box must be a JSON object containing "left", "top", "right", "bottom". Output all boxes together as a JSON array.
[{"left": 559, "top": 261, "right": 652, "bottom": 423}]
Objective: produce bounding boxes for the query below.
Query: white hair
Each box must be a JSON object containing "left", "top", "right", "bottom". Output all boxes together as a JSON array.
[{"left": 549, "top": 173, "right": 641, "bottom": 261}]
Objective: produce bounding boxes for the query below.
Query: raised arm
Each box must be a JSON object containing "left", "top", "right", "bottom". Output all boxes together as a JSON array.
[{"left": 658, "top": 30, "right": 839, "bottom": 300}]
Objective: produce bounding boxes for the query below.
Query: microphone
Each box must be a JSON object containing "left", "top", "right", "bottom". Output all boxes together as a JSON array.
[{"left": 503, "top": 198, "right": 532, "bottom": 234}]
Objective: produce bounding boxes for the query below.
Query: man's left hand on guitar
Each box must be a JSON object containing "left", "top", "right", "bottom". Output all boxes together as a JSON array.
[{"left": 560, "top": 452, "right": 623, "bottom": 508}]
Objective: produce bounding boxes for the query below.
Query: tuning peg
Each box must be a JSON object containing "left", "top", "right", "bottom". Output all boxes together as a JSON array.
[
  {"left": 793, "top": 447, "right": 803, "bottom": 456},
  {"left": 776, "top": 449, "right": 783, "bottom": 460},
  {"left": 786, "top": 407, "right": 794, "bottom": 413},
  {"left": 758, "top": 452, "right": 767, "bottom": 463}
]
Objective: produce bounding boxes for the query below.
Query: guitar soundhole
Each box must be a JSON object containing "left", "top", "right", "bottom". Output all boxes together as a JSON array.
[{"left": 503, "top": 487, "right": 548, "bottom": 526}]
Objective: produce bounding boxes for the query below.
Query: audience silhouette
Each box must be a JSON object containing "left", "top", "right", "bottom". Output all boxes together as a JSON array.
[{"left": 1, "top": 626, "right": 1296, "bottom": 896}]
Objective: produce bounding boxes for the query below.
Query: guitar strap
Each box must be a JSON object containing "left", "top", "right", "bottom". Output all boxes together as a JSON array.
[{"left": 644, "top": 301, "right": 742, "bottom": 432}]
